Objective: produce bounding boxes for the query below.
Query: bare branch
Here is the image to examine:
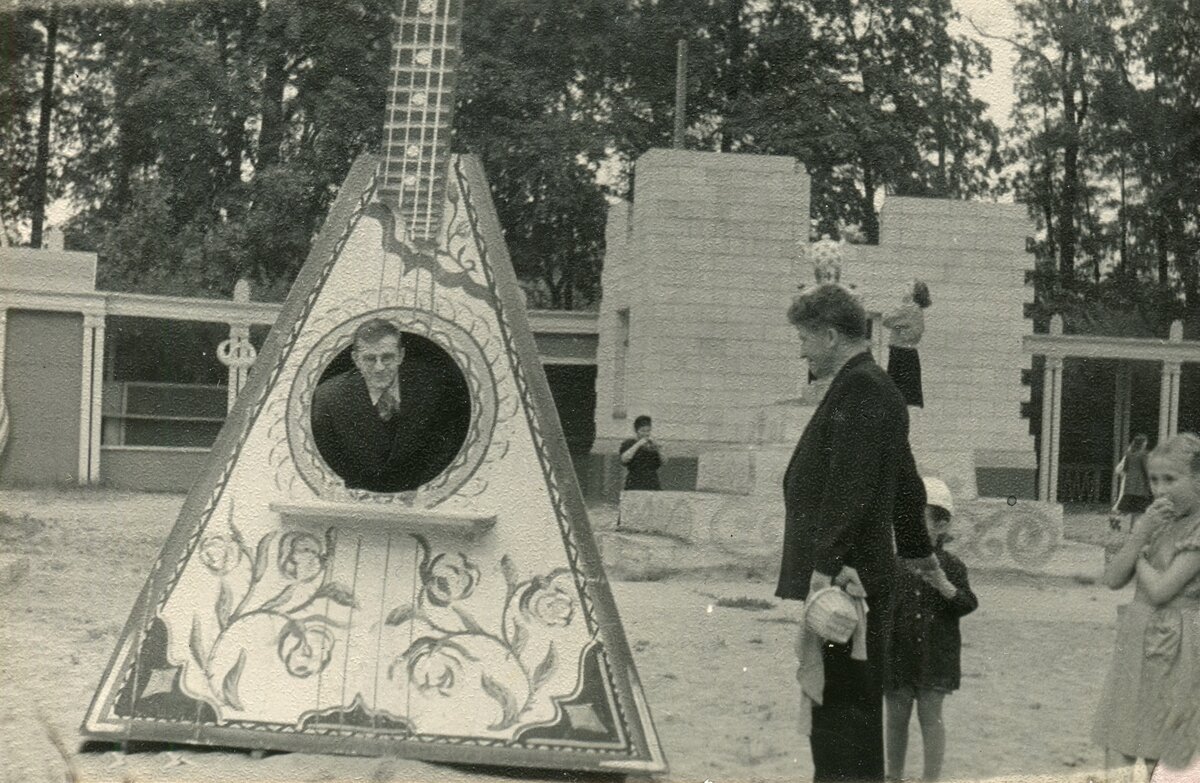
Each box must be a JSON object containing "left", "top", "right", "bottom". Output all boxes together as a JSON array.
[{"left": 963, "top": 14, "right": 1055, "bottom": 72}]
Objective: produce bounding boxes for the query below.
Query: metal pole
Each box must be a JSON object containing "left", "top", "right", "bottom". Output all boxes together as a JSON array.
[{"left": 673, "top": 39, "right": 688, "bottom": 149}]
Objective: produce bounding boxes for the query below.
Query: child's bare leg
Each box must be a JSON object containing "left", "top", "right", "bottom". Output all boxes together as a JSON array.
[
  {"left": 915, "top": 690, "right": 947, "bottom": 781},
  {"left": 885, "top": 689, "right": 915, "bottom": 780}
]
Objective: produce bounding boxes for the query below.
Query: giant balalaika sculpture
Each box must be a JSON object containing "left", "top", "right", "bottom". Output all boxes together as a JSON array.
[{"left": 84, "top": 0, "right": 666, "bottom": 772}]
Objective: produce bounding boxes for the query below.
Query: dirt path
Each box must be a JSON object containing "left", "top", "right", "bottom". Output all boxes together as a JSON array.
[{"left": 1, "top": 489, "right": 1128, "bottom": 783}]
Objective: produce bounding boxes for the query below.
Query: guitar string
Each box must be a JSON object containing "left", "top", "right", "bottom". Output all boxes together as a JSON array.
[
  {"left": 337, "top": 535, "right": 363, "bottom": 722},
  {"left": 381, "top": 0, "right": 407, "bottom": 237},
  {"left": 428, "top": 0, "right": 455, "bottom": 327},
  {"left": 394, "top": 0, "right": 422, "bottom": 311},
  {"left": 405, "top": 537, "right": 420, "bottom": 735},
  {"left": 371, "top": 531, "right": 393, "bottom": 733},
  {"left": 416, "top": 2, "right": 440, "bottom": 331},
  {"left": 314, "top": 527, "right": 335, "bottom": 729}
]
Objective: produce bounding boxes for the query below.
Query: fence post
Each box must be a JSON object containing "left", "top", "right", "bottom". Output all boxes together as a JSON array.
[{"left": 217, "top": 279, "right": 258, "bottom": 412}]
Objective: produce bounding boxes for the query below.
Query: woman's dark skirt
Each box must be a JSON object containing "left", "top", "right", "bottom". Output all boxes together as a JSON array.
[
  {"left": 1116, "top": 494, "right": 1152, "bottom": 514},
  {"left": 887, "top": 346, "right": 924, "bottom": 408}
]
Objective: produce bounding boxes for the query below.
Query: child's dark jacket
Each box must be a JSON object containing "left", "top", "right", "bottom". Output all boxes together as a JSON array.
[{"left": 885, "top": 546, "right": 978, "bottom": 692}]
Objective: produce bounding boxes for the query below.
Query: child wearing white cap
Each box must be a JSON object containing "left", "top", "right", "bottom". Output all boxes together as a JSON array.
[{"left": 884, "top": 477, "right": 979, "bottom": 782}]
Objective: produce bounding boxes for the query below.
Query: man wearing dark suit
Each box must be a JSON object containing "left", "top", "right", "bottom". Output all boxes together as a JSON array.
[
  {"left": 311, "top": 319, "right": 469, "bottom": 493},
  {"left": 777, "top": 284, "right": 943, "bottom": 782}
]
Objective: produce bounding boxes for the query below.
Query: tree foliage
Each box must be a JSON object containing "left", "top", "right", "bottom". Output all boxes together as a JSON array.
[
  {"left": 0, "top": 0, "right": 1077, "bottom": 313},
  {"left": 726, "top": 0, "right": 1000, "bottom": 242},
  {"left": 1005, "top": 0, "right": 1200, "bottom": 333}
]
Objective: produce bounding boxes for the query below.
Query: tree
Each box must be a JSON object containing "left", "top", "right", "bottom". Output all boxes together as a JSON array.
[
  {"left": 0, "top": 5, "right": 78, "bottom": 247},
  {"left": 726, "top": 0, "right": 1000, "bottom": 242},
  {"left": 1005, "top": 0, "right": 1199, "bottom": 333},
  {"left": 61, "top": 0, "right": 392, "bottom": 298},
  {"left": 1118, "top": 0, "right": 1200, "bottom": 321},
  {"left": 455, "top": 0, "right": 621, "bottom": 308},
  {"left": 1001, "top": 0, "right": 1124, "bottom": 289}
]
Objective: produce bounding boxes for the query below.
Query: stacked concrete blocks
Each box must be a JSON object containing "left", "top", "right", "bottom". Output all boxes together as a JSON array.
[
  {"left": 594, "top": 149, "right": 810, "bottom": 457},
  {"left": 594, "top": 148, "right": 1076, "bottom": 580},
  {"left": 848, "top": 197, "right": 1037, "bottom": 499}
]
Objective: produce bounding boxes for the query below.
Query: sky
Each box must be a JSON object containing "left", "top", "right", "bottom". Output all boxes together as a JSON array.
[{"left": 953, "top": 0, "right": 1021, "bottom": 127}]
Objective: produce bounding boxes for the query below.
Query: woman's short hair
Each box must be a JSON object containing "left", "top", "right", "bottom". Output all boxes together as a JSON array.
[
  {"left": 633, "top": 415, "right": 652, "bottom": 431},
  {"left": 912, "top": 280, "right": 932, "bottom": 309},
  {"left": 787, "top": 284, "right": 867, "bottom": 340}
]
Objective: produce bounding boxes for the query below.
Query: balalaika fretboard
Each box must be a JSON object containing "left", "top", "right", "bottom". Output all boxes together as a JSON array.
[{"left": 378, "top": 0, "right": 464, "bottom": 243}]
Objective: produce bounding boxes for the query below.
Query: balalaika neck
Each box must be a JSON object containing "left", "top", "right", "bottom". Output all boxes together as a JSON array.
[{"left": 378, "top": 0, "right": 463, "bottom": 244}]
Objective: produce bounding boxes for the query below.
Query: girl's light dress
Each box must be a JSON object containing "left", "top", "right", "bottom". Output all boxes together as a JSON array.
[{"left": 1092, "top": 514, "right": 1200, "bottom": 768}]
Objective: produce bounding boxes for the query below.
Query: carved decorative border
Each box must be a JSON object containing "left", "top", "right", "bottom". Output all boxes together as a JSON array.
[{"left": 285, "top": 307, "right": 497, "bottom": 506}]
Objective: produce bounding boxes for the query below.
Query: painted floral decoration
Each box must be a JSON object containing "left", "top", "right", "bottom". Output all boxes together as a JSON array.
[
  {"left": 385, "top": 535, "right": 581, "bottom": 734},
  {"left": 199, "top": 534, "right": 241, "bottom": 576},
  {"left": 188, "top": 506, "right": 356, "bottom": 712},
  {"left": 420, "top": 551, "right": 480, "bottom": 607},
  {"left": 517, "top": 571, "right": 575, "bottom": 627}
]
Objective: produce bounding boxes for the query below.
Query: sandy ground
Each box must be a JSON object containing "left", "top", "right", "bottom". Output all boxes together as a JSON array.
[{"left": 0, "top": 489, "right": 1135, "bottom": 783}]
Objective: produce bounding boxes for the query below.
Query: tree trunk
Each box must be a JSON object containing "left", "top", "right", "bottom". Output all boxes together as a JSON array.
[
  {"left": 1058, "top": 57, "right": 1079, "bottom": 285},
  {"left": 1117, "top": 156, "right": 1127, "bottom": 272},
  {"left": 719, "top": 0, "right": 745, "bottom": 153},
  {"left": 258, "top": 49, "right": 287, "bottom": 171},
  {"left": 934, "top": 63, "right": 947, "bottom": 197},
  {"left": 1039, "top": 105, "right": 1056, "bottom": 266},
  {"left": 213, "top": 7, "right": 246, "bottom": 206},
  {"left": 30, "top": 6, "right": 58, "bottom": 248},
  {"left": 861, "top": 167, "right": 879, "bottom": 245}
]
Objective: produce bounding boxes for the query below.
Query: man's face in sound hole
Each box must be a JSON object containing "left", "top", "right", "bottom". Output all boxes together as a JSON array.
[{"left": 352, "top": 334, "right": 403, "bottom": 396}]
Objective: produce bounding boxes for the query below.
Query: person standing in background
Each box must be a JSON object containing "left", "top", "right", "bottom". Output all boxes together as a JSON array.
[
  {"left": 619, "top": 415, "right": 663, "bottom": 492},
  {"left": 883, "top": 279, "right": 931, "bottom": 409},
  {"left": 1113, "top": 434, "right": 1153, "bottom": 532}
]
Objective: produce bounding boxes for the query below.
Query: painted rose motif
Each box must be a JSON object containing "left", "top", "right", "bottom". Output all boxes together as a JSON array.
[
  {"left": 278, "top": 532, "right": 324, "bottom": 581},
  {"left": 421, "top": 552, "right": 480, "bottom": 607},
  {"left": 185, "top": 517, "right": 353, "bottom": 716},
  {"left": 401, "top": 636, "right": 472, "bottom": 697},
  {"left": 518, "top": 569, "right": 576, "bottom": 627},
  {"left": 199, "top": 534, "right": 241, "bottom": 575},
  {"left": 393, "top": 633, "right": 531, "bottom": 734},
  {"left": 278, "top": 621, "right": 335, "bottom": 678}
]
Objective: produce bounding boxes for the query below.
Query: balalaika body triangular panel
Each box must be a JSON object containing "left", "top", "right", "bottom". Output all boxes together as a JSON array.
[{"left": 83, "top": 0, "right": 666, "bottom": 770}]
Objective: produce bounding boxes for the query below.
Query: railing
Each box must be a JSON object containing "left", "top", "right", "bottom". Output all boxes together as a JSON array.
[
  {"left": 101, "top": 381, "right": 227, "bottom": 449},
  {"left": 1058, "top": 463, "right": 1109, "bottom": 504}
]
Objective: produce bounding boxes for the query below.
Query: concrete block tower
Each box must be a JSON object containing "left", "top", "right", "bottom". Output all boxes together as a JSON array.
[{"left": 593, "top": 149, "right": 810, "bottom": 456}]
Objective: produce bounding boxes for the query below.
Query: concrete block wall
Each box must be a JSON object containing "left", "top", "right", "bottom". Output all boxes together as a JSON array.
[
  {"left": 594, "top": 149, "right": 809, "bottom": 454},
  {"left": 595, "top": 150, "right": 1037, "bottom": 498},
  {"left": 847, "top": 197, "right": 1035, "bottom": 492}
]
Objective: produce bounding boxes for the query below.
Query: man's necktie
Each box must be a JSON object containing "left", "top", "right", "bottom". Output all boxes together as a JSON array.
[{"left": 376, "top": 393, "right": 398, "bottom": 422}]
